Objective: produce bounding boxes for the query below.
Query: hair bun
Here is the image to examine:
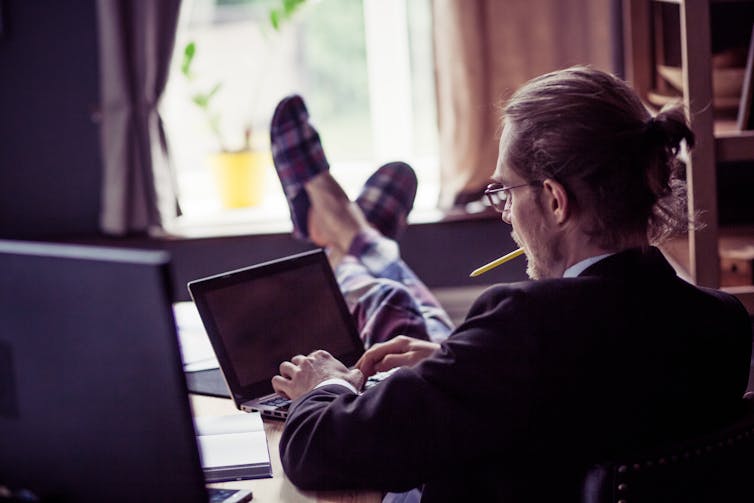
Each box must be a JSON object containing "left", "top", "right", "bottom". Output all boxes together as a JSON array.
[{"left": 647, "top": 106, "right": 696, "bottom": 156}]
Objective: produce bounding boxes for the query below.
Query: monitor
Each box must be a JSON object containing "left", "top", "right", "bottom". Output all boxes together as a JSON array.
[{"left": 0, "top": 240, "right": 207, "bottom": 502}]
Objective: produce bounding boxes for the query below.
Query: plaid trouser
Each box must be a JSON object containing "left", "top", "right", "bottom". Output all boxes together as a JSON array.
[{"left": 334, "top": 229, "right": 454, "bottom": 348}]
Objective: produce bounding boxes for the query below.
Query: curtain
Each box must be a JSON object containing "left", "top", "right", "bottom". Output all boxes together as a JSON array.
[
  {"left": 432, "top": 0, "right": 616, "bottom": 209},
  {"left": 96, "top": 0, "right": 182, "bottom": 236}
]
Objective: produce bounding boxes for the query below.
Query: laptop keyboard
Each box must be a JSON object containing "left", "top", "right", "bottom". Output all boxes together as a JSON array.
[
  {"left": 207, "top": 488, "right": 252, "bottom": 502},
  {"left": 364, "top": 367, "right": 400, "bottom": 389},
  {"left": 258, "top": 369, "right": 399, "bottom": 414},
  {"left": 260, "top": 395, "right": 290, "bottom": 409}
]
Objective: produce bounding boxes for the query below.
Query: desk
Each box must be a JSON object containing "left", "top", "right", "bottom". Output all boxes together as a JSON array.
[{"left": 190, "top": 394, "right": 382, "bottom": 503}]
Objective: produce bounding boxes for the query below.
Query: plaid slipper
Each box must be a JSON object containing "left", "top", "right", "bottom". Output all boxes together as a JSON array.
[
  {"left": 270, "top": 95, "right": 329, "bottom": 240},
  {"left": 356, "top": 161, "right": 418, "bottom": 240}
]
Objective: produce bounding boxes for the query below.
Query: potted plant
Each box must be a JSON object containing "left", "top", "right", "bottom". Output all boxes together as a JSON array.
[
  {"left": 177, "top": 0, "right": 309, "bottom": 209},
  {"left": 180, "top": 40, "right": 268, "bottom": 209}
]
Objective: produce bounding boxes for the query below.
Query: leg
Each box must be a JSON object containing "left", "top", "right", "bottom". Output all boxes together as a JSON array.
[
  {"left": 270, "top": 96, "right": 417, "bottom": 242},
  {"left": 270, "top": 95, "right": 454, "bottom": 347},
  {"left": 336, "top": 231, "right": 453, "bottom": 346},
  {"left": 306, "top": 173, "right": 453, "bottom": 346}
]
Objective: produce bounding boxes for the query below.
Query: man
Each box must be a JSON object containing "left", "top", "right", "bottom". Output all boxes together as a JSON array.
[{"left": 269, "top": 66, "right": 752, "bottom": 501}]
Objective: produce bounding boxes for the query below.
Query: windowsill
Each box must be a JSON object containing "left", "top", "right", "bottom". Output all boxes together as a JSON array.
[
  {"left": 167, "top": 152, "right": 461, "bottom": 239},
  {"left": 164, "top": 201, "right": 498, "bottom": 240},
  {"left": 166, "top": 161, "right": 498, "bottom": 240}
]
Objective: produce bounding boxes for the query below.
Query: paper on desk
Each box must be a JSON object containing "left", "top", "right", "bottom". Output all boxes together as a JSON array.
[
  {"left": 195, "top": 412, "right": 264, "bottom": 435},
  {"left": 194, "top": 413, "right": 270, "bottom": 470},
  {"left": 173, "top": 301, "right": 219, "bottom": 371}
]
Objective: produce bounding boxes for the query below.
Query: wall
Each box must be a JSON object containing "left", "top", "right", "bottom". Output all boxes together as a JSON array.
[
  {"left": 64, "top": 215, "right": 529, "bottom": 302},
  {"left": 0, "top": 0, "right": 102, "bottom": 239}
]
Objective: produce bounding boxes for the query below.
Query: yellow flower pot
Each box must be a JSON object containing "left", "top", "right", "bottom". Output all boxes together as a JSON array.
[{"left": 209, "top": 150, "right": 269, "bottom": 208}]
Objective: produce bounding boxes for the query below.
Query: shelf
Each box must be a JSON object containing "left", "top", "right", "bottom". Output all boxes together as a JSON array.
[
  {"left": 662, "top": 225, "right": 754, "bottom": 313},
  {"left": 720, "top": 225, "right": 754, "bottom": 285},
  {"left": 625, "top": 0, "right": 754, "bottom": 308},
  {"left": 662, "top": 226, "right": 754, "bottom": 285},
  {"left": 716, "top": 130, "right": 754, "bottom": 162}
]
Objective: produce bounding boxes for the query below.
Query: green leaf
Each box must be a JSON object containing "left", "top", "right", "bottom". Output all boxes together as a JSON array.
[
  {"left": 181, "top": 41, "right": 196, "bottom": 77},
  {"left": 270, "top": 9, "right": 280, "bottom": 30},
  {"left": 269, "top": 0, "right": 306, "bottom": 31},
  {"left": 206, "top": 82, "right": 222, "bottom": 101},
  {"left": 283, "top": 0, "right": 304, "bottom": 13},
  {"left": 190, "top": 82, "right": 222, "bottom": 110},
  {"left": 192, "top": 94, "right": 208, "bottom": 109}
]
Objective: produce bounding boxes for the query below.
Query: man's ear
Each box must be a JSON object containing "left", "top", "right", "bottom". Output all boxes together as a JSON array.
[{"left": 541, "top": 178, "right": 570, "bottom": 224}]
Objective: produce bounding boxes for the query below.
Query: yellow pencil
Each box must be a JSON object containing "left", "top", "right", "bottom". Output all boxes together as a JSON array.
[{"left": 469, "top": 247, "right": 525, "bottom": 277}]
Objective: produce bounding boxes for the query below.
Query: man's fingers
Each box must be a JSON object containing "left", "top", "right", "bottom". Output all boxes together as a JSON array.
[
  {"left": 309, "top": 349, "right": 332, "bottom": 359},
  {"left": 354, "top": 349, "right": 375, "bottom": 370},
  {"left": 374, "top": 352, "right": 415, "bottom": 373},
  {"left": 357, "top": 349, "right": 391, "bottom": 377},
  {"left": 271, "top": 375, "right": 291, "bottom": 399},
  {"left": 278, "top": 361, "right": 298, "bottom": 378},
  {"left": 356, "top": 359, "right": 376, "bottom": 378},
  {"left": 291, "top": 354, "right": 307, "bottom": 365},
  {"left": 348, "top": 368, "right": 365, "bottom": 390},
  {"left": 356, "top": 337, "right": 410, "bottom": 374}
]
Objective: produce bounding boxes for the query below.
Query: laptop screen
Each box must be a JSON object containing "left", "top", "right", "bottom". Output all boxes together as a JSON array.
[{"left": 188, "top": 249, "right": 364, "bottom": 402}]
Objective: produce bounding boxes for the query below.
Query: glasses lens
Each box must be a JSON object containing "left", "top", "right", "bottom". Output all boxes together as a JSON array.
[{"left": 485, "top": 186, "right": 508, "bottom": 213}]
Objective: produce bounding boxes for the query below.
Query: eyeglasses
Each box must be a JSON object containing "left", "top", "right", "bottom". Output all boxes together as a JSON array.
[{"left": 484, "top": 181, "right": 541, "bottom": 213}]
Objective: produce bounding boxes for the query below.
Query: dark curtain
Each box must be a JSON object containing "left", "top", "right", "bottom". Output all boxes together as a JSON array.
[{"left": 96, "top": 0, "right": 182, "bottom": 235}]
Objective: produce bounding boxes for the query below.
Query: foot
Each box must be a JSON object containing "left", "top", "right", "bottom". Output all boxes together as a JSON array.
[
  {"left": 356, "top": 161, "right": 418, "bottom": 240},
  {"left": 306, "top": 172, "right": 370, "bottom": 254},
  {"left": 270, "top": 95, "right": 418, "bottom": 244},
  {"left": 269, "top": 95, "right": 329, "bottom": 240}
]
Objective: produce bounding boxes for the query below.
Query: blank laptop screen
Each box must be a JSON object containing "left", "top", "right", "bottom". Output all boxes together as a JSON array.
[{"left": 188, "top": 249, "right": 365, "bottom": 401}]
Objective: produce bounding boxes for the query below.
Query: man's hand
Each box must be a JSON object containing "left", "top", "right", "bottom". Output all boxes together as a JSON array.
[
  {"left": 272, "top": 350, "right": 364, "bottom": 400},
  {"left": 356, "top": 335, "right": 440, "bottom": 378}
]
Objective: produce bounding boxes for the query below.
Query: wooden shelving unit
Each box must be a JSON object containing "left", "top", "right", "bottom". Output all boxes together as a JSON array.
[{"left": 623, "top": 0, "right": 754, "bottom": 313}]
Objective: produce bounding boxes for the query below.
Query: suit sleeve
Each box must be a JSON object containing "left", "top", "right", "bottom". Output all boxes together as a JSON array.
[{"left": 279, "top": 285, "right": 539, "bottom": 492}]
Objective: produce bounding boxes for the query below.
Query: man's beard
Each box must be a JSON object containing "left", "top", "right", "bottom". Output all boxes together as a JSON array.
[{"left": 513, "top": 230, "right": 563, "bottom": 280}]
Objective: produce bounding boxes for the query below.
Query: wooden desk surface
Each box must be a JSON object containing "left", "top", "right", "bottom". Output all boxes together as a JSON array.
[{"left": 190, "top": 394, "right": 382, "bottom": 503}]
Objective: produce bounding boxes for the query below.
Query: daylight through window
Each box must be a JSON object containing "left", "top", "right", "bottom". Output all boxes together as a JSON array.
[{"left": 161, "top": 0, "right": 440, "bottom": 234}]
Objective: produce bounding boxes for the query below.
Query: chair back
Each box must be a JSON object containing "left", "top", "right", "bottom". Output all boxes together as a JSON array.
[{"left": 582, "top": 395, "right": 754, "bottom": 503}]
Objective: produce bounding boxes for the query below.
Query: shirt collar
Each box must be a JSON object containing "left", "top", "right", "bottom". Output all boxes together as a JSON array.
[{"left": 562, "top": 253, "right": 615, "bottom": 278}]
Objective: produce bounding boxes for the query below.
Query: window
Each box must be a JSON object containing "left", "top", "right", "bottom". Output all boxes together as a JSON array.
[{"left": 161, "top": 0, "right": 440, "bottom": 234}]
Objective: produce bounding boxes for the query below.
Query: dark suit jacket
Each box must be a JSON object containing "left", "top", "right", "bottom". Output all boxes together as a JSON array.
[{"left": 279, "top": 247, "right": 752, "bottom": 502}]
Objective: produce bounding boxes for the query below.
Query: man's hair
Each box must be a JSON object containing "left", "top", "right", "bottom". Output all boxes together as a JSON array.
[{"left": 502, "top": 65, "right": 696, "bottom": 248}]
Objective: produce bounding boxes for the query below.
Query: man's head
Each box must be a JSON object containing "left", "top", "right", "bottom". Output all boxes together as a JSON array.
[{"left": 490, "top": 65, "right": 695, "bottom": 279}]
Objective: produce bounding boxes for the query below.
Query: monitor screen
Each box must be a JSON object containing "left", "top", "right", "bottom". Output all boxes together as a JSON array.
[{"left": 0, "top": 240, "right": 206, "bottom": 503}]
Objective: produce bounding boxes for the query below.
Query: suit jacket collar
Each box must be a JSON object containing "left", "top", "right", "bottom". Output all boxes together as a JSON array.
[{"left": 578, "top": 246, "right": 677, "bottom": 279}]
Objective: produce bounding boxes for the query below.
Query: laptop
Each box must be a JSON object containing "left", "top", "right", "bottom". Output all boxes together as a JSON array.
[
  {"left": 187, "top": 248, "right": 367, "bottom": 420},
  {"left": 0, "top": 240, "right": 251, "bottom": 503}
]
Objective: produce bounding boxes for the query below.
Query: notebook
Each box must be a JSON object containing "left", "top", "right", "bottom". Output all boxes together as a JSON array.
[
  {"left": 194, "top": 412, "right": 271, "bottom": 483},
  {"left": 187, "top": 248, "right": 367, "bottom": 420},
  {"left": 0, "top": 240, "right": 252, "bottom": 503}
]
